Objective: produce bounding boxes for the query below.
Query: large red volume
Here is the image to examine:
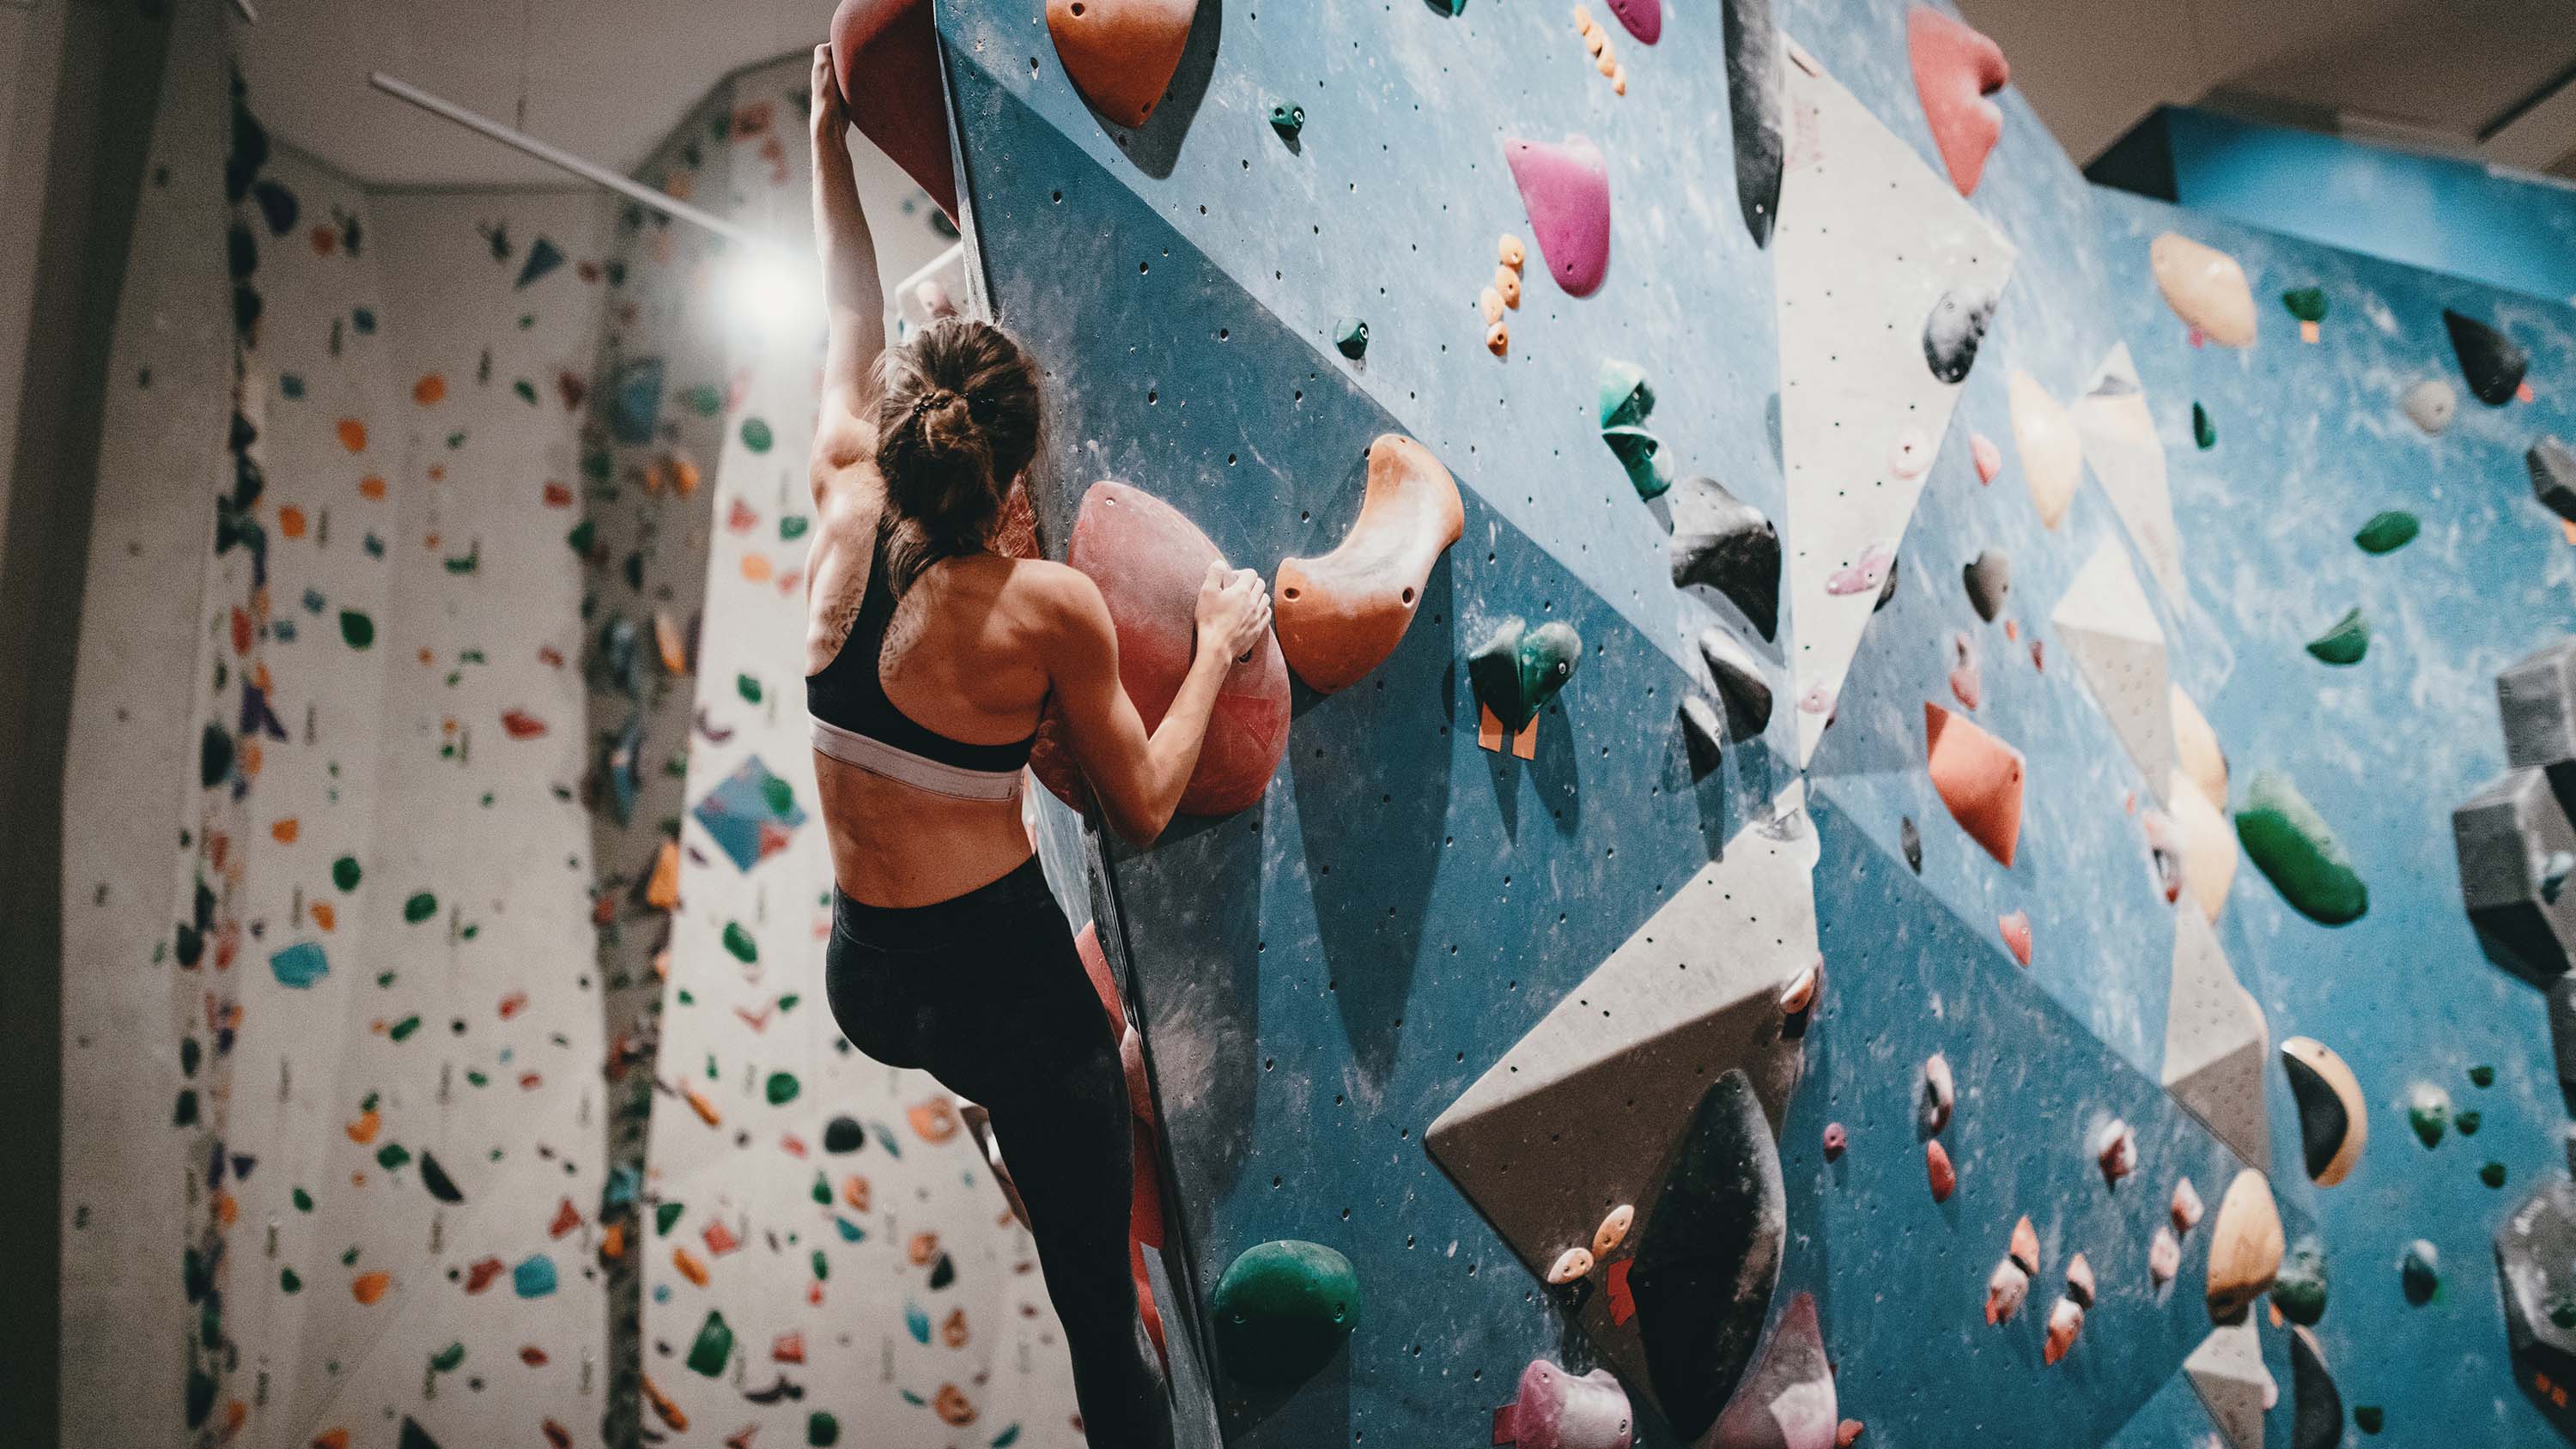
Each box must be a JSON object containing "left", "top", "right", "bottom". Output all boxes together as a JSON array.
[{"left": 830, "top": 0, "right": 959, "bottom": 223}]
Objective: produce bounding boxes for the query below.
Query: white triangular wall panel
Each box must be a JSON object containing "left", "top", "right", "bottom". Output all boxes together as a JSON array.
[
  {"left": 2183, "top": 1318, "right": 2274, "bottom": 1449},
  {"left": 2160, "top": 909, "right": 2270, "bottom": 1173},
  {"left": 2069, "top": 343, "right": 2186, "bottom": 601},
  {"left": 2053, "top": 538, "right": 2178, "bottom": 799},
  {"left": 1773, "top": 40, "right": 2017, "bottom": 766}
]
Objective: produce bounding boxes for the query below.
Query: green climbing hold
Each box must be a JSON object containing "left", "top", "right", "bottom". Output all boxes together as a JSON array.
[
  {"left": 738, "top": 673, "right": 762, "bottom": 705},
  {"left": 741, "top": 418, "right": 774, "bottom": 453},
  {"left": 280, "top": 1266, "right": 301, "bottom": 1294},
  {"left": 292, "top": 1186, "right": 313, "bottom": 1212},
  {"left": 2281, "top": 287, "right": 2329, "bottom": 324},
  {"left": 1599, "top": 359, "right": 1655, "bottom": 427},
  {"left": 2400, "top": 1239, "right": 2439, "bottom": 1304},
  {"left": 1212, "top": 1240, "right": 1361, "bottom": 1384},
  {"left": 2192, "top": 402, "right": 2215, "bottom": 450},
  {"left": 656, "top": 1201, "right": 684, "bottom": 1234},
  {"left": 2305, "top": 607, "right": 2370, "bottom": 664},
  {"left": 811, "top": 1172, "right": 831, "bottom": 1204},
  {"left": 332, "top": 856, "right": 361, "bottom": 891},
  {"left": 723, "top": 921, "right": 758, "bottom": 963},
  {"left": 2456, "top": 1109, "right": 2482, "bottom": 1135},
  {"left": 2354, "top": 1406, "right": 2384, "bottom": 1434},
  {"left": 199, "top": 724, "right": 234, "bottom": 789},
  {"left": 2272, "top": 1235, "right": 2329, "bottom": 1325},
  {"left": 1269, "top": 102, "right": 1305, "bottom": 136},
  {"left": 806, "top": 1411, "right": 841, "bottom": 1447},
  {"left": 762, "top": 775, "right": 797, "bottom": 816},
  {"left": 2470, "top": 1064, "right": 2496, "bottom": 1088},
  {"left": 1333, "top": 317, "right": 1368, "bottom": 359},
  {"left": 512, "top": 379, "right": 538, "bottom": 406},
  {"left": 338, "top": 609, "right": 375, "bottom": 649},
  {"left": 375, "top": 1142, "right": 411, "bottom": 1171},
  {"left": 2482, "top": 1160, "right": 2507, "bottom": 1188},
  {"left": 686, "top": 1308, "right": 735, "bottom": 1376},
  {"left": 2354, "top": 511, "right": 2418, "bottom": 554},
  {"left": 428, "top": 1341, "right": 465, "bottom": 1373},
  {"left": 2409, "top": 1082, "right": 2451, "bottom": 1147},
  {"left": 780, "top": 515, "right": 808, "bottom": 540},
  {"left": 1602, "top": 425, "right": 1670, "bottom": 500},
  {"left": 2235, "top": 769, "right": 2367, "bottom": 925},
  {"left": 1468, "top": 616, "right": 1583, "bottom": 732},
  {"left": 767, "top": 1071, "right": 801, "bottom": 1106},
  {"left": 403, "top": 891, "right": 438, "bottom": 925},
  {"left": 567, "top": 519, "right": 597, "bottom": 555}
]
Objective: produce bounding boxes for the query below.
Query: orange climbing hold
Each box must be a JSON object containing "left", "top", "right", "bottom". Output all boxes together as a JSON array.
[
  {"left": 351, "top": 1270, "right": 391, "bottom": 1304},
  {"left": 1030, "top": 482, "right": 1289, "bottom": 817},
  {"left": 335, "top": 419, "right": 367, "bottom": 452},
  {"left": 413, "top": 374, "right": 447, "bottom": 405},
  {"left": 1908, "top": 7, "right": 2009, "bottom": 195},
  {"left": 1045, "top": 0, "right": 1198, "bottom": 129},
  {"left": 1926, "top": 1138, "right": 1956, "bottom": 1202},
  {"left": 1925, "top": 701, "right": 2024, "bottom": 866},
  {"left": 1274, "top": 434, "right": 1463, "bottom": 693},
  {"left": 1997, "top": 910, "right": 2032, "bottom": 966}
]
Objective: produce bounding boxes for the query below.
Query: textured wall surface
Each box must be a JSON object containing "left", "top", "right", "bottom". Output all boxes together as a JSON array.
[{"left": 935, "top": 1, "right": 2576, "bottom": 1446}]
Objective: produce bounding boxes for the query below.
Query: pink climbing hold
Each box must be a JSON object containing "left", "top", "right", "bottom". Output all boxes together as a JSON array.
[
  {"left": 1907, "top": 6, "right": 2009, "bottom": 196},
  {"left": 1822, "top": 1122, "right": 1847, "bottom": 1160},
  {"left": 1971, "top": 432, "right": 2002, "bottom": 484},
  {"left": 1948, "top": 631, "right": 1982, "bottom": 711},
  {"left": 1602, "top": 0, "right": 1661, "bottom": 44},
  {"left": 1029, "top": 482, "right": 1290, "bottom": 817},
  {"left": 1504, "top": 136, "right": 1613, "bottom": 298},
  {"left": 1825, "top": 543, "right": 1896, "bottom": 597},
  {"left": 1926, "top": 1138, "right": 1956, "bottom": 1202},
  {"left": 1997, "top": 910, "right": 2032, "bottom": 967},
  {"left": 1493, "top": 1358, "right": 1634, "bottom": 1449}
]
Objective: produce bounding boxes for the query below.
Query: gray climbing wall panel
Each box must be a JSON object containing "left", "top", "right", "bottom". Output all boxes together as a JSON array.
[{"left": 933, "top": 0, "right": 2576, "bottom": 1446}]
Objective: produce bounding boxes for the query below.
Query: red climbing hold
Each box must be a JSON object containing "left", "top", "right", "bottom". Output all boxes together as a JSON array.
[
  {"left": 1274, "top": 434, "right": 1463, "bottom": 693},
  {"left": 1504, "top": 136, "right": 1613, "bottom": 298},
  {"left": 1603, "top": 0, "right": 1661, "bottom": 44},
  {"left": 1822, "top": 1122, "right": 1847, "bottom": 1160},
  {"left": 1997, "top": 910, "right": 2032, "bottom": 966},
  {"left": 1925, "top": 701, "right": 2025, "bottom": 867},
  {"left": 1926, "top": 1138, "right": 1956, "bottom": 1202},
  {"left": 1907, "top": 7, "right": 2009, "bottom": 196},
  {"left": 829, "top": 0, "right": 959, "bottom": 221},
  {"left": 1030, "top": 482, "right": 1289, "bottom": 817},
  {"left": 1045, "top": 0, "right": 1199, "bottom": 130}
]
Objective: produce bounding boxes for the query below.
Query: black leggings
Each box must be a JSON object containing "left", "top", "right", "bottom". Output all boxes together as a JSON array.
[{"left": 824, "top": 857, "right": 1171, "bottom": 1448}]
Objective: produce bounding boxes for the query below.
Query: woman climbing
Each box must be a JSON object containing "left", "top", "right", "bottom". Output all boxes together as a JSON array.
[{"left": 803, "top": 44, "right": 1269, "bottom": 1446}]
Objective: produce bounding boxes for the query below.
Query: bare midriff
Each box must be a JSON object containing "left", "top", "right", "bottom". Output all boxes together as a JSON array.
[{"left": 814, "top": 749, "right": 1036, "bottom": 908}]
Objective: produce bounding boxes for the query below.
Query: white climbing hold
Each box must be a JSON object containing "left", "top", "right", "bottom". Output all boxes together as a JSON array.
[
  {"left": 2150, "top": 232, "right": 2257, "bottom": 348},
  {"left": 2008, "top": 371, "right": 2081, "bottom": 530}
]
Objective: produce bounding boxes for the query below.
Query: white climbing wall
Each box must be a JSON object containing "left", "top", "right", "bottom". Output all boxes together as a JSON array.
[{"left": 1772, "top": 39, "right": 2015, "bottom": 767}]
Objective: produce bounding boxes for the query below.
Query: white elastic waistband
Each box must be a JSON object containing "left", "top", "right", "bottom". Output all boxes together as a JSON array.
[{"left": 810, "top": 714, "right": 1025, "bottom": 802}]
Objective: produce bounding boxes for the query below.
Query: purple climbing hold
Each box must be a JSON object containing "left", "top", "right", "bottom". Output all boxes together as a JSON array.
[
  {"left": 1493, "top": 1358, "right": 1635, "bottom": 1449},
  {"left": 1504, "top": 136, "right": 1613, "bottom": 298},
  {"left": 1604, "top": 0, "right": 1661, "bottom": 44}
]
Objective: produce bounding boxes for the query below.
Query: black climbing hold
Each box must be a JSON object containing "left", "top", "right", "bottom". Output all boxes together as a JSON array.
[
  {"left": 1963, "top": 549, "right": 2010, "bottom": 622},
  {"left": 252, "top": 177, "right": 299, "bottom": 236},
  {"left": 2445, "top": 308, "right": 2528, "bottom": 406},
  {"left": 1874, "top": 552, "right": 1901, "bottom": 612},
  {"left": 1680, "top": 695, "right": 1726, "bottom": 779},
  {"left": 1668, "top": 475, "right": 1781, "bottom": 640},
  {"left": 2273, "top": 1236, "right": 2328, "bottom": 1325},
  {"left": 1722, "top": 0, "right": 1783, "bottom": 247},
  {"left": 2401, "top": 1239, "right": 2439, "bottom": 1305},
  {"left": 823, "top": 1116, "right": 866, "bottom": 1153},
  {"left": 2499, "top": 1177, "right": 2576, "bottom": 1437},
  {"left": 2281, "top": 1047, "right": 2354, "bottom": 1184},
  {"left": 419, "top": 1151, "right": 465, "bottom": 1204},
  {"left": 1628, "top": 1069, "right": 1785, "bottom": 1446},
  {"left": 1923, "top": 286, "right": 1997, "bottom": 384},
  {"left": 2281, "top": 287, "right": 2328, "bottom": 324},
  {"left": 2530, "top": 437, "right": 2576, "bottom": 524},
  {"left": 1900, "top": 815, "right": 1923, "bottom": 873},
  {"left": 398, "top": 1417, "right": 442, "bottom": 1449},
  {"left": 1334, "top": 317, "right": 1369, "bottom": 359},
  {"left": 1697, "top": 627, "right": 1774, "bottom": 741},
  {"left": 2289, "top": 1325, "right": 2343, "bottom": 1449},
  {"left": 2354, "top": 1406, "right": 2384, "bottom": 1434}
]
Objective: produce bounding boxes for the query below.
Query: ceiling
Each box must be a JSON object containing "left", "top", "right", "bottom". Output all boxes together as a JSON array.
[{"left": 232, "top": 0, "right": 2576, "bottom": 190}]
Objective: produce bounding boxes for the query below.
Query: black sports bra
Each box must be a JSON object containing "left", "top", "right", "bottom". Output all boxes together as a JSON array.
[{"left": 805, "top": 526, "right": 1034, "bottom": 800}]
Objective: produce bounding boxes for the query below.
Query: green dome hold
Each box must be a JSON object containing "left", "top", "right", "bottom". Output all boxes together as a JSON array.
[{"left": 1213, "top": 1239, "right": 1360, "bottom": 1384}]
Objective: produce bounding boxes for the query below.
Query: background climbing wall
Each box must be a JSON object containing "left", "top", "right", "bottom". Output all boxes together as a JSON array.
[
  {"left": 57, "top": 34, "right": 1078, "bottom": 1449},
  {"left": 936, "top": 0, "right": 2576, "bottom": 1446},
  {"left": 634, "top": 52, "right": 1085, "bottom": 1449}
]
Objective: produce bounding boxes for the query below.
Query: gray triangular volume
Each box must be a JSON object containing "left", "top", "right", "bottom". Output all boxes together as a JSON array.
[
  {"left": 2052, "top": 538, "right": 2176, "bottom": 799},
  {"left": 1425, "top": 800, "right": 1818, "bottom": 1430},
  {"left": 2183, "top": 1318, "right": 2273, "bottom": 1449},
  {"left": 2069, "top": 343, "right": 2184, "bottom": 599},
  {"left": 2160, "top": 909, "right": 2270, "bottom": 1173}
]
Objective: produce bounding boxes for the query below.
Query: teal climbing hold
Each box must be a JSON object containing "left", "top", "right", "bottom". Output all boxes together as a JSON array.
[
  {"left": 2408, "top": 1082, "right": 2451, "bottom": 1147},
  {"left": 1602, "top": 424, "right": 1669, "bottom": 499},
  {"left": 513, "top": 1252, "right": 557, "bottom": 1299},
  {"left": 1269, "top": 102, "right": 1305, "bottom": 136},
  {"left": 741, "top": 418, "right": 774, "bottom": 453},
  {"left": 2236, "top": 769, "right": 2367, "bottom": 924},
  {"left": 1469, "top": 617, "right": 1583, "bottom": 731},
  {"left": 2281, "top": 287, "right": 2328, "bottom": 324},
  {"left": 1212, "top": 1240, "right": 1361, "bottom": 1384},
  {"left": 2192, "top": 402, "right": 2215, "bottom": 450},
  {"left": 1598, "top": 358, "right": 1655, "bottom": 427},
  {"left": 1597, "top": 360, "right": 1667, "bottom": 497},
  {"left": 1334, "top": 317, "right": 1368, "bottom": 358},
  {"left": 2354, "top": 511, "right": 2418, "bottom": 554},
  {"left": 2305, "top": 607, "right": 2370, "bottom": 665}
]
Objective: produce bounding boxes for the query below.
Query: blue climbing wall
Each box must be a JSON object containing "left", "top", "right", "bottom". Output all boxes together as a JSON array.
[{"left": 934, "top": 0, "right": 2576, "bottom": 1445}]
